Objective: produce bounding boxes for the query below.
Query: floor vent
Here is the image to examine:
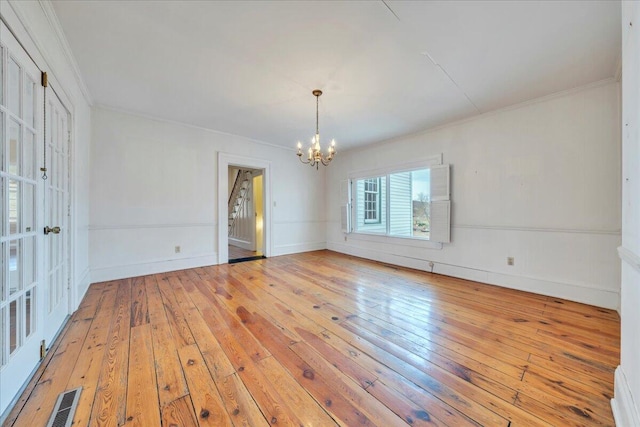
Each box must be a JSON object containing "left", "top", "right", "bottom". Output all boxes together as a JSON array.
[{"left": 46, "top": 387, "right": 82, "bottom": 427}]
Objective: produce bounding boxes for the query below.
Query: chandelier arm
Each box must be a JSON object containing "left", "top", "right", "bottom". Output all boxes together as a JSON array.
[
  {"left": 298, "top": 156, "right": 311, "bottom": 164},
  {"left": 320, "top": 157, "right": 331, "bottom": 166}
]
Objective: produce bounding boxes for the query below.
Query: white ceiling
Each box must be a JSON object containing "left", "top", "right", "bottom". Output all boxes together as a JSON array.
[{"left": 51, "top": 0, "right": 621, "bottom": 150}]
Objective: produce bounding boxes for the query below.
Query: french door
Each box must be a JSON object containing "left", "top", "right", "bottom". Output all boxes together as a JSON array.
[{"left": 0, "top": 21, "right": 71, "bottom": 414}]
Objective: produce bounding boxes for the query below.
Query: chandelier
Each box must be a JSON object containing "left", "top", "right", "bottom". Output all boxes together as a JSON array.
[{"left": 296, "top": 89, "right": 336, "bottom": 169}]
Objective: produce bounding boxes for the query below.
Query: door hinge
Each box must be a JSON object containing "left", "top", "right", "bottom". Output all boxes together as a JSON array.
[
  {"left": 40, "top": 340, "right": 46, "bottom": 360},
  {"left": 41, "top": 71, "right": 48, "bottom": 88}
]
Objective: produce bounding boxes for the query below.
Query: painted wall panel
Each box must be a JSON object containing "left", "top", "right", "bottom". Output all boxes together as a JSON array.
[
  {"left": 89, "top": 107, "right": 325, "bottom": 280},
  {"left": 327, "top": 80, "right": 621, "bottom": 309}
]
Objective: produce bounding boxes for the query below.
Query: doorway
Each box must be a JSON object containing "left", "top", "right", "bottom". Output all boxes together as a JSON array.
[
  {"left": 217, "top": 153, "right": 271, "bottom": 264},
  {"left": 227, "top": 167, "right": 265, "bottom": 262}
]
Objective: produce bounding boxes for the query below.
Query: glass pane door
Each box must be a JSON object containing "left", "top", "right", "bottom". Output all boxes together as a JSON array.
[{"left": 0, "top": 22, "right": 42, "bottom": 414}]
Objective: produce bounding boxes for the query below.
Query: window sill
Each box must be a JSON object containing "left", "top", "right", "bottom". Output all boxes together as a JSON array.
[{"left": 348, "top": 231, "right": 443, "bottom": 250}]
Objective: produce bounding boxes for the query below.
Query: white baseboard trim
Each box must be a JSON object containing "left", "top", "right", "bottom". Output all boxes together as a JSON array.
[
  {"left": 273, "top": 241, "right": 326, "bottom": 257},
  {"left": 328, "top": 242, "right": 619, "bottom": 309},
  {"left": 75, "top": 267, "right": 91, "bottom": 308},
  {"left": 90, "top": 253, "right": 218, "bottom": 283},
  {"left": 229, "top": 237, "right": 254, "bottom": 251},
  {"left": 612, "top": 366, "right": 640, "bottom": 427}
]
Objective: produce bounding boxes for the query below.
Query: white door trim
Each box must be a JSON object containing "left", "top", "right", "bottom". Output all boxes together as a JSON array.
[{"left": 217, "top": 153, "right": 272, "bottom": 264}]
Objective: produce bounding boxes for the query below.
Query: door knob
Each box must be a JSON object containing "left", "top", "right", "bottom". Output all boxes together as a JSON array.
[{"left": 44, "top": 226, "right": 61, "bottom": 235}]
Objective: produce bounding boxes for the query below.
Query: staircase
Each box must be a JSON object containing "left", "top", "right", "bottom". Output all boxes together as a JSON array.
[{"left": 228, "top": 169, "right": 252, "bottom": 235}]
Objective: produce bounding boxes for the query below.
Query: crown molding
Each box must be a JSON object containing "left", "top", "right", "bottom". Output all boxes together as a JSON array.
[{"left": 37, "top": 0, "right": 93, "bottom": 106}]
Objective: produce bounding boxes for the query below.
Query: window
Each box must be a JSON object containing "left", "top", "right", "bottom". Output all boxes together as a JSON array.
[
  {"left": 363, "top": 178, "right": 380, "bottom": 223},
  {"left": 352, "top": 164, "right": 450, "bottom": 242}
]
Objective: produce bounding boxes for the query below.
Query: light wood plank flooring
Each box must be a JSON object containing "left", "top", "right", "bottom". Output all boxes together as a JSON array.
[{"left": 4, "top": 251, "right": 620, "bottom": 426}]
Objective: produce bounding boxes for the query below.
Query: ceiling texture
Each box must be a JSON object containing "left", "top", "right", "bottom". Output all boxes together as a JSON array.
[{"left": 51, "top": 0, "right": 621, "bottom": 151}]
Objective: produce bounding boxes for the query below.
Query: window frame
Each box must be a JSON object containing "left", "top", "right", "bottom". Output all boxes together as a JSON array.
[{"left": 348, "top": 155, "right": 444, "bottom": 246}]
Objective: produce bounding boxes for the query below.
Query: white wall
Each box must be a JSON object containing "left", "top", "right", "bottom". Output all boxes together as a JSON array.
[
  {"left": 3, "top": 1, "right": 92, "bottom": 309},
  {"left": 89, "top": 107, "right": 325, "bottom": 282},
  {"left": 327, "top": 80, "right": 621, "bottom": 309},
  {"left": 612, "top": 2, "right": 640, "bottom": 425}
]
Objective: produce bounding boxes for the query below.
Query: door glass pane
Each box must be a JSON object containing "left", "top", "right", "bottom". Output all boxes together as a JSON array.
[
  {"left": 0, "top": 46, "right": 4, "bottom": 105},
  {"left": 24, "top": 130, "right": 35, "bottom": 180},
  {"left": 8, "top": 57, "right": 21, "bottom": 117},
  {"left": 24, "top": 76, "right": 35, "bottom": 128},
  {"left": 1, "top": 307, "right": 5, "bottom": 364},
  {"left": 57, "top": 269, "right": 63, "bottom": 304},
  {"left": 9, "top": 180, "right": 19, "bottom": 235},
  {"left": 0, "top": 174, "right": 3, "bottom": 240},
  {"left": 49, "top": 145, "right": 56, "bottom": 187},
  {"left": 25, "top": 290, "right": 33, "bottom": 337},
  {"left": 58, "top": 153, "right": 64, "bottom": 189},
  {"left": 9, "top": 299, "right": 18, "bottom": 354},
  {"left": 9, "top": 239, "right": 20, "bottom": 296},
  {"left": 0, "top": 232, "right": 5, "bottom": 300},
  {"left": 53, "top": 110, "right": 59, "bottom": 150},
  {"left": 0, "top": 113, "right": 3, "bottom": 173},
  {"left": 48, "top": 272, "right": 55, "bottom": 313},
  {"left": 23, "top": 237, "right": 35, "bottom": 287},
  {"left": 9, "top": 119, "right": 20, "bottom": 175},
  {"left": 23, "top": 183, "right": 34, "bottom": 233}
]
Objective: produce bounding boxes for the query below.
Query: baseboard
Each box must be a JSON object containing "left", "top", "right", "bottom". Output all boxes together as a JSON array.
[
  {"left": 229, "top": 237, "right": 253, "bottom": 251},
  {"left": 612, "top": 366, "right": 640, "bottom": 427},
  {"left": 273, "top": 241, "right": 326, "bottom": 257},
  {"left": 90, "top": 253, "right": 218, "bottom": 283},
  {"left": 75, "top": 267, "right": 91, "bottom": 308},
  {"left": 328, "top": 242, "right": 619, "bottom": 309}
]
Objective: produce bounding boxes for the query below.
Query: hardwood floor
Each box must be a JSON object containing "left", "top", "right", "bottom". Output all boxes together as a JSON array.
[{"left": 4, "top": 251, "right": 619, "bottom": 426}]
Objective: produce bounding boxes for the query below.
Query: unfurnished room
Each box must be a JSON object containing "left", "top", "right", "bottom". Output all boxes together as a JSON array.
[{"left": 0, "top": 1, "right": 638, "bottom": 426}]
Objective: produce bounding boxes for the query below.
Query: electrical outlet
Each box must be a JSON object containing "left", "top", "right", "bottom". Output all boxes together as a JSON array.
[
  {"left": 507, "top": 257, "right": 514, "bottom": 266},
  {"left": 175, "top": 246, "right": 181, "bottom": 253}
]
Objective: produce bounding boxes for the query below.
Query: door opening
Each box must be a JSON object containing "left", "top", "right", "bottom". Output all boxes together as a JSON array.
[{"left": 227, "top": 166, "right": 266, "bottom": 263}]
